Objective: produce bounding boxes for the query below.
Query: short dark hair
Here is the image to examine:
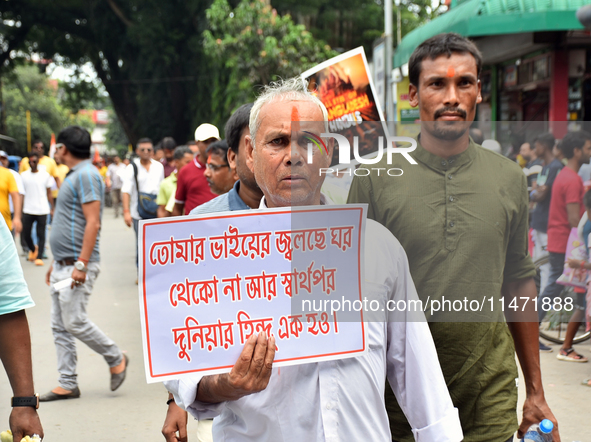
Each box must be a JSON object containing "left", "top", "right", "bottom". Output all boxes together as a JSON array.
[
  {"left": 173, "top": 145, "right": 193, "bottom": 161},
  {"left": 559, "top": 131, "right": 591, "bottom": 159},
  {"left": 584, "top": 189, "right": 591, "bottom": 210},
  {"left": 32, "top": 139, "right": 43, "bottom": 146},
  {"left": 225, "top": 103, "right": 253, "bottom": 153},
  {"left": 136, "top": 137, "right": 153, "bottom": 149},
  {"left": 409, "top": 33, "right": 482, "bottom": 88},
  {"left": 161, "top": 137, "right": 177, "bottom": 151},
  {"left": 57, "top": 125, "right": 92, "bottom": 159},
  {"left": 28, "top": 152, "right": 40, "bottom": 159},
  {"left": 186, "top": 140, "right": 197, "bottom": 147},
  {"left": 206, "top": 140, "right": 229, "bottom": 164},
  {"left": 534, "top": 132, "right": 555, "bottom": 151}
]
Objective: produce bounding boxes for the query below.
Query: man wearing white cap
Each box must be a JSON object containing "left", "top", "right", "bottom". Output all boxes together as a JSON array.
[{"left": 172, "top": 123, "right": 220, "bottom": 215}]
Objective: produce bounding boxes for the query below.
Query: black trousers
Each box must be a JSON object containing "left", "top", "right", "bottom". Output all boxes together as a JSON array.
[{"left": 22, "top": 213, "right": 47, "bottom": 259}]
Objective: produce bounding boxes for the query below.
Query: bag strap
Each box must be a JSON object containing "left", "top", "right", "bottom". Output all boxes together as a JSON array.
[
  {"left": 131, "top": 160, "right": 140, "bottom": 193},
  {"left": 131, "top": 160, "right": 146, "bottom": 211}
]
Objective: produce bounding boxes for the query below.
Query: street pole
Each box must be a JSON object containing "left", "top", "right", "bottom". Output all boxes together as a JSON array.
[
  {"left": 0, "top": 75, "right": 5, "bottom": 135},
  {"left": 385, "top": 0, "right": 394, "bottom": 122},
  {"left": 396, "top": 0, "right": 402, "bottom": 45},
  {"left": 26, "top": 110, "right": 31, "bottom": 153}
]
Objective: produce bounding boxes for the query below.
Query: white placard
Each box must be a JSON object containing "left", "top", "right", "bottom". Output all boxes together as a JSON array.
[{"left": 138, "top": 205, "right": 367, "bottom": 383}]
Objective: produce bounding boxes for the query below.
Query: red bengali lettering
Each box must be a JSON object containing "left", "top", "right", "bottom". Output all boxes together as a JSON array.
[
  {"left": 149, "top": 235, "right": 206, "bottom": 266},
  {"left": 245, "top": 271, "right": 278, "bottom": 301},
  {"left": 330, "top": 226, "right": 354, "bottom": 252},
  {"left": 171, "top": 317, "right": 235, "bottom": 361},
  {"left": 210, "top": 225, "right": 272, "bottom": 260},
  {"left": 278, "top": 314, "right": 304, "bottom": 340}
]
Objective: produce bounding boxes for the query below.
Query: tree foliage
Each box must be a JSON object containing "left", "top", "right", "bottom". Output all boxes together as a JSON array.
[
  {"left": 105, "top": 113, "right": 130, "bottom": 158},
  {"left": 3, "top": 64, "right": 93, "bottom": 156},
  {"left": 203, "top": 0, "right": 337, "bottom": 123},
  {"left": 0, "top": 0, "right": 215, "bottom": 146},
  {"left": 274, "top": 0, "right": 446, "bottom": 53},
  {"left": 0, "top": 0, "right": 440, "bottom": 145},
  {"left": 58, "top": 66, "right": 110, "bottom": 114}
]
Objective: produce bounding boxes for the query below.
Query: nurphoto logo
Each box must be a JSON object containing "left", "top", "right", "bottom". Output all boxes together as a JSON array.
[{"left": 306, "top": 133, "right": 418, "bottom": 176}]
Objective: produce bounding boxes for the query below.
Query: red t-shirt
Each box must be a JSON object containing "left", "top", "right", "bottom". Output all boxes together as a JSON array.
[
  {"left": 547, "top": 167, "right": 585, "bottom": 253},
  {"left": 174, "top": 158, "right": 215, "bottom": 214}
]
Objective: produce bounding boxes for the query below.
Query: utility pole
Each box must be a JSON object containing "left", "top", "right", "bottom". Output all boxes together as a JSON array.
[
  {"left": 396, "top": 0, "right": 402, "bottom": 45},
  {"left": 385, "top": 0, "right": 394, "bottom": 122},
  {"left": 0, "top": 75, "right": 5, "bottom": 135}
]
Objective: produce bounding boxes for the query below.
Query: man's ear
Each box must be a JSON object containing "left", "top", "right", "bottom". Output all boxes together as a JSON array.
[
  {"left": 409, "top": 83, "right": 419, "bottom": 108},
  {"left": 476, "top": 79, "right": 482, "bottom": 104},
  {"left": 245, "top": 135, "right": 255, "bottom": 173},
  {"left": 227, "top": 148, "right": 237, "bottom": 170}
]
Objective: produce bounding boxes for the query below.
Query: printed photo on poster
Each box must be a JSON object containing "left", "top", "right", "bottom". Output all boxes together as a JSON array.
[{"left": 301, "top": 47, "right": 387, "bottom": 167}]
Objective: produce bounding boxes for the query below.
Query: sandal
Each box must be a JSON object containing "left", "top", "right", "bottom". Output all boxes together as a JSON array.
[
  {"left": 556, "top": 347, "right": 588, "bottom": 363},
  {"left": 582, "top": 378, "right": 591, "bottom": 387}
]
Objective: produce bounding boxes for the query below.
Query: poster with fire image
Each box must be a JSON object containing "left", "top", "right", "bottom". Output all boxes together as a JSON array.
[{"left": 301, "top": 47, "right": 386, "bottom": 167}]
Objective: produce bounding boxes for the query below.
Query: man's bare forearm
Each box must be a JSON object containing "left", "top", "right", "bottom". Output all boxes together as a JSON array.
[
  {"left": 11, "top": 192, "right": 22, "bottom": 221},
  {"left": 508, "top": 320, "right": 543, "bottom": 395},
  {"left": 197, "top": 374, "right": 233, "bottom": 403},
  {"left": 172, "top": 203, "right": 183, "bottom": 217},
  {"left": 80, "top": 221, "right": 100, "bottom": 261},
  {"left": 503, "top": 278, "right": 543, "bottom": 395},
  {"left": 122, "top": 193, "right": 131, "bottom": 213},
  {"left": 0, "top": 311, "right": 35, "bottom": 397},
  {"left": 80, "top": 201, "right": 101, "bottom": 261},
  {"left": 47, "top": 191, "right": 55, "bottom": 211}
]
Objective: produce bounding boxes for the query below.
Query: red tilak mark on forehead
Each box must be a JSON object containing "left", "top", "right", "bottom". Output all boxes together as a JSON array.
[
  {"left": 288, "top": 105, "right": 301, "bottom": 133},
  {"left": 447, "top": 66, "right": 455, "bottom": 77}
]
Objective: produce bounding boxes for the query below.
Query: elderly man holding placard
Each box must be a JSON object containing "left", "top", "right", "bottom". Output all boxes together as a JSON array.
[{"left": 163, "top": 78, "right": 462, "bottom": 441}]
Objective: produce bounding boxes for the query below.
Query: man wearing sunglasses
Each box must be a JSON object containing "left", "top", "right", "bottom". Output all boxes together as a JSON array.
[{"left": 121, "top": 138, "right": 165, "bottom": 272}]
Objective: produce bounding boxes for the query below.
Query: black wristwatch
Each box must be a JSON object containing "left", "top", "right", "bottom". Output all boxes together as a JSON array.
[{"left": 11, "top": 395, "right": 39, "bottom": 409}]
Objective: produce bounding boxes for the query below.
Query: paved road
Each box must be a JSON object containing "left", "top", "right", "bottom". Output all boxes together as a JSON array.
[
  {"left": 1, "top": 207, "right": 590, "bottom": 440},
  {"left": 0, "top": 209, "right": 199, "bottom": 439}
]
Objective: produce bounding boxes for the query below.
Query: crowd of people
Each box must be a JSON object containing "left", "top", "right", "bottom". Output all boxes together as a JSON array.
[
  {"left": 515, "top": 130, "right": 591, "bottom": 368},
  {"left": 1, "top": 32, "right": 589, "bottom": 442}
]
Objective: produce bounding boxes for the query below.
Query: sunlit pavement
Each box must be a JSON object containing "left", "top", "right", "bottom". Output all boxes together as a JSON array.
[{"left": 0, "top": 209, "right": 199, "bottom": 439}]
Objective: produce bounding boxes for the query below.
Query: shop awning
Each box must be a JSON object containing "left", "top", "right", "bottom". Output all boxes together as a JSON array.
[{"left": 394, "top": 0, "right": 591, "bottom": 67}]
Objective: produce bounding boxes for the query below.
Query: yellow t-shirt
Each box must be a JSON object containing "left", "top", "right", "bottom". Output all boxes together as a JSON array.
[
  {"left": 99, "top": 166, "right": 108, "bottom": 181},
  {"left": 0, "top": 168, "right": 18, "bottom": 230},
  {"left": 20, "top": 155, "right": 58, "bottom": 178},
  {"left": 52, "top": 164, "right": 69, "bottom": 198}
]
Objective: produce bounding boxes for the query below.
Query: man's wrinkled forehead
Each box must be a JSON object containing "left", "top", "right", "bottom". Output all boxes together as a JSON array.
[{"left": 259, "top": 99, "right": 324, "bottom": 124}]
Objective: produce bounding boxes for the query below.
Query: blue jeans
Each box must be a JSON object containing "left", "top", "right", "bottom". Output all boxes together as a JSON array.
[{"left": 537, "top": 252, "right": 566, "bottom": 322}]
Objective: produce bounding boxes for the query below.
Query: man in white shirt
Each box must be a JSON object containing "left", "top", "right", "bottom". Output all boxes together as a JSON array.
[
  {"left": 20, "top": 152, "right": 54, "bottom": 266},
  {"left": 165, "top": 78, "right": 463, "bottom": 441},
  {"left": 121, "top": 138, "right": 164, "bottom": 270}
]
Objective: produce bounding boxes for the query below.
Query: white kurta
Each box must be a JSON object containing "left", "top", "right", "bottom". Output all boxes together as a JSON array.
[{"left": 166, "top": 210, "right": 462, "bottom": 441}]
